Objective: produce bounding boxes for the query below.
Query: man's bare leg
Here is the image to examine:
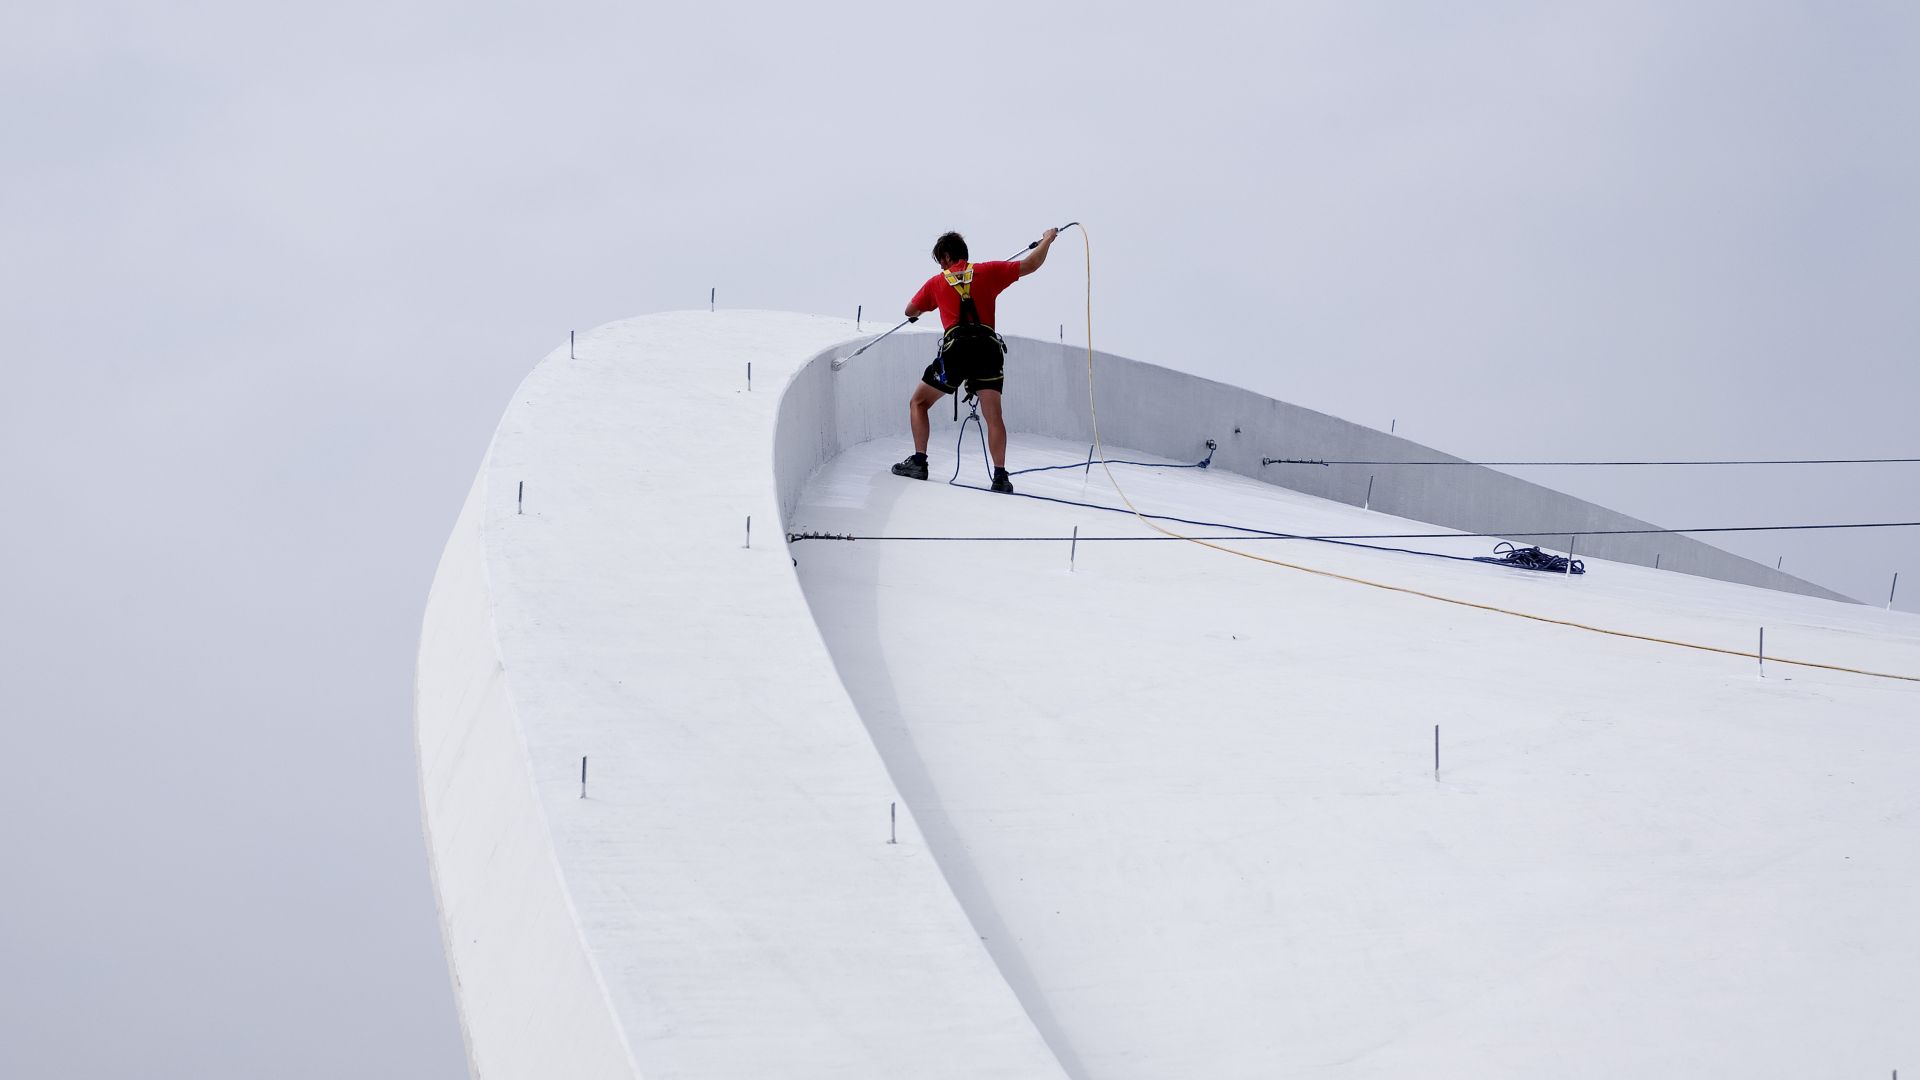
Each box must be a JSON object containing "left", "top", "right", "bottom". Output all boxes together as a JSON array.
[
  {"left": 909, "top": 382, "right": 942, "bottom": 454},
  {"left": 978, "top": 388, "right": 1007, "bottom": 468}
]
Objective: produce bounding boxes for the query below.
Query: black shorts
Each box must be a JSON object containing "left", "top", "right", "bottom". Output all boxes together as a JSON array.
[{"left": 921, "top": 327, "right": 1006, "bottom": 396}]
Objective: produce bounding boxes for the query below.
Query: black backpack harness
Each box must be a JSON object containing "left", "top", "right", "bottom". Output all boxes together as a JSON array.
[{"left": 934, "top": 263, "right": 1008, "bottom": 411}]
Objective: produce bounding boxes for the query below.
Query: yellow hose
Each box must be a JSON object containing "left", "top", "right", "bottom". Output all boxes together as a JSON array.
[{"left": 1069, "top": 224, "right": 1918, "bottom": 685}]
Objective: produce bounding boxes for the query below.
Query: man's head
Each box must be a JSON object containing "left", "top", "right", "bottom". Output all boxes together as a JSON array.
[{"left": 931, "top": 231, "right": 968, "bottom": 268}]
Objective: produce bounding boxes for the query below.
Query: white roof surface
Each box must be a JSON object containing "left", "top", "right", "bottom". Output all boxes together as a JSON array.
[
  {"left": 424, "top": 310, "right": 1919, "bottom": 1079},
  {"left": 790, "top": 432, "right": 1920, "bottom": 1078}
]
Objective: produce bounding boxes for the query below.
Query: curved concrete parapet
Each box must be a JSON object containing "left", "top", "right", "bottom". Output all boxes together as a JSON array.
[
  {"left": 779, "top": 330, "right": 1850, "bottom": 602},
  {"left": 420, "top": 309, "right": 1855, "bottom": 1077}
]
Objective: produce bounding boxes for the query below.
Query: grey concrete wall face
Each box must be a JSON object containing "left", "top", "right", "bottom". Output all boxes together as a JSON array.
[{"left": 777, "top": 332, "right": 1851, "bottom": 603}]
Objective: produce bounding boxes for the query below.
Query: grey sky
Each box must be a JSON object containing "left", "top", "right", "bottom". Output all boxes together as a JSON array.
[{"left": 2, "top": 2, "right": 1915, "bottom": 1076}]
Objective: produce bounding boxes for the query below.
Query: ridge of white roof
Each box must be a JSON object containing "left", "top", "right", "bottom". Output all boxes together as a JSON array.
[{"left": 420, "top": 311, "right": 1064, "bottom": 1080}]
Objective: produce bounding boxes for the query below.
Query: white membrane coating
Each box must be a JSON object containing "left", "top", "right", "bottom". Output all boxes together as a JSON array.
[{"left": 420, "top": 310, "right": 1917, "bottom": 1079}]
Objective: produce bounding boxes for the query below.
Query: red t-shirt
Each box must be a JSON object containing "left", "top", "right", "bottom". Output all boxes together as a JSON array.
[{"left": 910, "top": 260, "right": 1023, "bottom": 329}]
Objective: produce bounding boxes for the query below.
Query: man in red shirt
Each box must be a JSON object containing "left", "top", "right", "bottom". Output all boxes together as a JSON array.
[{"left": 890, "top": 227, "right": 1058, "bottom": 493}]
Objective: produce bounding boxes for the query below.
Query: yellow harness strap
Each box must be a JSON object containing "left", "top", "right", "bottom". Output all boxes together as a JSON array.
[{"left": 941, "top": 263, "right": 974, "bottom": 303}]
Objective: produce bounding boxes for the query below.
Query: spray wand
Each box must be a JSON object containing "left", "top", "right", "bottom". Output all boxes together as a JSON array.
[{"left": 830, "top": 223, "right": 1080, "bottom": 370}]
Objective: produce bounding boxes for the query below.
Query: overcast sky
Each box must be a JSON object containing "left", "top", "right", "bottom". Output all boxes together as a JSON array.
[{"left": 3, "top": 3, "right": 1915, "bottom": 1076}]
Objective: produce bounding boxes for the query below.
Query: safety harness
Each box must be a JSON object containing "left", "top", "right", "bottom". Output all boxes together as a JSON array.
[
  {"left": 934, "top": 262, "right": 1008, "bottom": 414},
  {"left": 942, "top": 263, "right": 977, "bottom": 322}
]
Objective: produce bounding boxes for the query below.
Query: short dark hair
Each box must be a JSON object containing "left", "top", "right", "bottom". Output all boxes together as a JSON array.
[{"left": 932, "top": 231, "right": 969, "bottom": 264}]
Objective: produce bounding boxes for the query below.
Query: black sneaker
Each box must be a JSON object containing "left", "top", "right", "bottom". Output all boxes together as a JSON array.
[
  {"left": 990, "top": 467, "right": 1014, "bottom": 494},
  {"left": 891, "top": 452, "right": 929, "bottom": 481}
]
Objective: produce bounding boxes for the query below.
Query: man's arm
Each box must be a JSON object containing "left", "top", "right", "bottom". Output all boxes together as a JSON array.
[{"left": 1017, "top": 227, "right": 1059, "bottom": 277}]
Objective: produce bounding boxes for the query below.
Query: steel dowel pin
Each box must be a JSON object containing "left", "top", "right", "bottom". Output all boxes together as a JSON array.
[
  {"left": 888, "top": 802, "right": 897, "bottom": 845},
  {"left": 1566, "top": 536, "right": 1576, "bottom": 579},
  {"left": 1891, "top": 571, "right": 1901, "bottom": 609},
  {"left": 1434, "top": 724, "right": 1440, "bottom": 779},
  {"left": 517, "top": 481, "right": 524, "bottom": 515},
  {"left": 580, "top": 755, "right": 587, "bottom": 799},
  {"left": 570, "top": 330, "right": 575, "bottom": 359},
  {"left": 747, "top": 361, "right": 751, "bottom": 391},
  {"left": 709, "top": 287, "right": 715, "bottom": 312},
  {"left": 1070, "top": 525, "right": 1079, "bottom": 572},
  {"left": 745, "top": 515, "right": 751, "bottom": 549},
  {"left": 1364, "top": 475, "right": 1374, "bottom": 510},
  {"left": 1655, "top": 552, "right": 1662, "bottom": 570},
  {"left": 857, "top": 304, "right": 862, "bottom": 328},
  {"left": 1759, "top": 627, "right": 1766, "bottom": 676}
]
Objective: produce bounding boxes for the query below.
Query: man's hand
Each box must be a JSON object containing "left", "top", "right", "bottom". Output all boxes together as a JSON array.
[{"left": 1019, "top": 228, "right": 1058, "bottom": 277}]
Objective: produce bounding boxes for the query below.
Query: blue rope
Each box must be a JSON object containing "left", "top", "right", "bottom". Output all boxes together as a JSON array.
[
  {"left": 944, "top": 417, "right": 1473, "bottom": 563},
  {"left": 949, "top": 403, "right": 994, "bottom": 485},
  {"left": 953, "top": 410, "right": 1219, "bottom": 486},
  {"left": 945, "top": 425, "right": 1473, "bottom": 565},
  {"left": 942, "top": 477, "right": 1486, "bottom": 566},
  {"left": 1012, "top": 458, "right": 1209, "bottom": 476},
  {"left": 1012, "top": 438, "right": 1215, "bottom": 476}
]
